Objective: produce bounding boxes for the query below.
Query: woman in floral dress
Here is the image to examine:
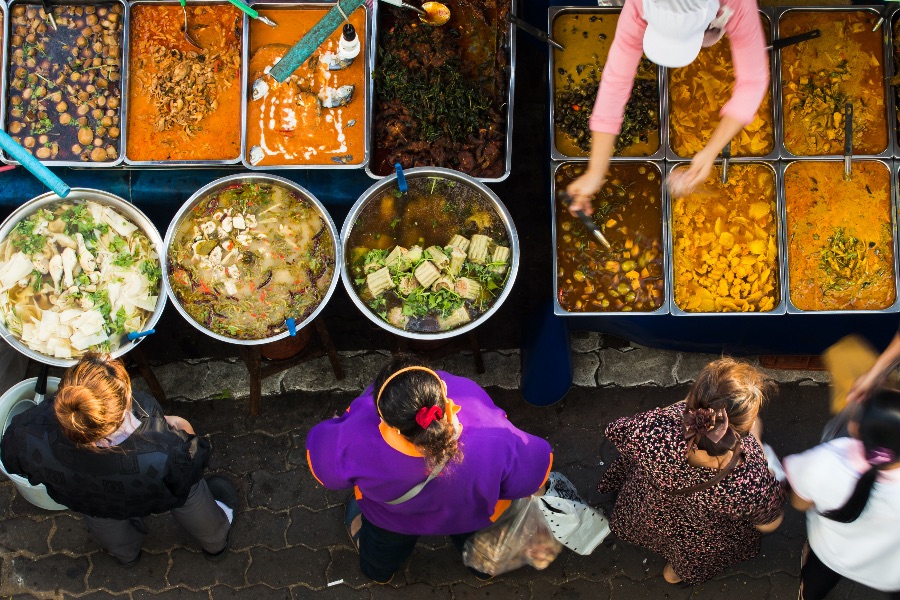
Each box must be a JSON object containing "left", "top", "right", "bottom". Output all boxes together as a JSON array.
[{"left": 598, "top": 358, "right": 786, "bottom": 585}]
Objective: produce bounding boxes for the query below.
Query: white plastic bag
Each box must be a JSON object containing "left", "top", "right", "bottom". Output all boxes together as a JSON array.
[
  {"left": 537, "top": 472, "right": 610, "bottom": 555},
  {"left": 462, "top": 497, "right": 563, "bottom": 576}
]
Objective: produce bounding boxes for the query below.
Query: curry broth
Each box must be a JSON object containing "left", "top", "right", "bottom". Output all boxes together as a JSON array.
[
  {"left": 669, "top": 17, "right": 773, "bottom": 158},
  {"left": 555, "top": 162, "right": 664, "bottom": 313},
  {"left": 784, "top": 161, "right": 895, "bottom": 311},
  {"left": 671, "top": 163, "right": 780, "bottom": 313},
  {"left": 780, "top": 10, "right": 887, "bottom": 156},
  {"left": 127, "top": 4, "right": 243, "bottom": 162},
  {"left": 346, "top": 178, "right": 510, "bottom": 333},
  {"left": 246, "top": 7, "right": 366, "bottom": 167},
  {"left": 551, "top": 11, "right": 659, "bottom": 158}
]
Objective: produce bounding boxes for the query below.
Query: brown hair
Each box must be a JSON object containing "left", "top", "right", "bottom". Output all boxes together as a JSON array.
[
  {"left": 373, "top": 355, "right": 461, "bottom": 469},
  {"left": 54, "top": 353, "right": 132, "bottom": 446},
  {"left": 685, "top": 358, "right": 775, "bottom": 454}
]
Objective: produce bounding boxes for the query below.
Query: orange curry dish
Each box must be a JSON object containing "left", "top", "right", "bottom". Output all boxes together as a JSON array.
[
  {"left": 126, "top": 4, "right": 243, "bottom": 162},
  {"left": 246, "top": 7, "right": 367, "bottom": 167}
]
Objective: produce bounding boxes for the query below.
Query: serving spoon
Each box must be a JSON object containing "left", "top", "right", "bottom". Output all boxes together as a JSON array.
[
  {"left": 380, "top": 0, "right": 450, "bottom": 27},
  {"left": 180, "top": 0, "right": 203, "bottom": 50}
]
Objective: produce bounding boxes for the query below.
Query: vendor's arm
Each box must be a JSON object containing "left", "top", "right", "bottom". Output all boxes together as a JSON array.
[
  {"left": 567, "top": 0, "right": 644, "bottom": 214},
  {"left": 164, "top": 415, "right": 195, "bottom": 435},
  {"left": 847, "top": 331, "right": 900, "bottom": 405},
  {"left": 783, "top": 445, "right": 829, "bottom": 514},
  {"left": 498, "top": 432, "right": 553, "bottom": 500},
  {"left": 672, "top": 0, "right": 768, "bottom": 196},
  {"left": 305, "top": 413, "right": 354, "bottom": 490}
]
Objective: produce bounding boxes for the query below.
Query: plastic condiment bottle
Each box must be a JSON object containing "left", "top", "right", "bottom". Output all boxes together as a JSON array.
[{"left": 338, "top": 24, "right": 361, "bottom": 61}]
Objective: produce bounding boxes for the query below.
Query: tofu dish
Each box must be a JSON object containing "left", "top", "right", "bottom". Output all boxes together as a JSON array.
[{"left": 0, "top": 201, "right": 160, "bottom": 359}]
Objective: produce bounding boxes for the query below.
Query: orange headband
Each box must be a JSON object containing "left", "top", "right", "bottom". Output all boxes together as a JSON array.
[{"left": 375, "top": 366, "right": 448, "bottom": 423}]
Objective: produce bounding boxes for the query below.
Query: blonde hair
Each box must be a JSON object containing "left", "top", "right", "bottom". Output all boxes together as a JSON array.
[
  {"left": 54, "top": 353, "right": 132, "bottom": 446},
  {"left": 685, "top": 357, "right": 775, "bottom": 435}
]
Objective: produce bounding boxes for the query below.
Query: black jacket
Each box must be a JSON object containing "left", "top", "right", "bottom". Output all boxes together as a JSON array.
[{"left": 0, "top": 392, "right": 209, "bottom": 519}]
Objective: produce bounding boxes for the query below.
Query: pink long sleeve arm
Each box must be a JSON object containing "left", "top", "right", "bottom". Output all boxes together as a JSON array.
[
  {"left": 719, "top": 0, "right": 769, "bottom": 126},
  {"left": 588, "top": 0, "right": 646, "bottom": 135}
]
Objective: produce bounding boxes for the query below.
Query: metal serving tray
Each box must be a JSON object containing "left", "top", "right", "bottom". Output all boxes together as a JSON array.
[
  {"left": 775, "top": 6, "right": 894, "bottom": 161},
  {"left": 888, "top": 5, "right": 900, "bottom": 160},
  {"left": 550, "top": 159, "right": 670, "bottom": 317},
  {"left": 666, "top": 8, "right": 779, "bottom": 162},
  {"left": 242, "top": 1, "right": 371, "bottom": 171},
  {"left": 1, "top": 0, "right": 129, "bottom": 167},
  {"left": 665, "top": 160, "right": 787, "bottom": 317},
  {"left": 780, "top": 158, "right": 900, "bottom": 315},
  {"left": 365, "top": 1, "right": 514, "bottom": 182},
  {"left": 0, "top": 1, "right": 7, "bottom": 155},
  {"left": 548, "top": 4, "right": 666, "bottom": 163},
  {"left": 123, "top": 0, "right": 246, "bottom": 167}
]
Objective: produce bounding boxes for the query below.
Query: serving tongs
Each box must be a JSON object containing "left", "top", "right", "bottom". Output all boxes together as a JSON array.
[
  {"left": 227, "top": 0, "right": 277, "bottom": 27},
  {"left": 507, "top": 14, "right": 565, "bottom": 51},
  {"left": 720, "top": 141, "right": 731, "bottom": 184},
  {"left": 766, "top": 29, "right": 820, "bottom": 51},
  {"left": 560, "top": 192, "right": 611, "bottom": 250},
  {"left": 41, "top": 0, "right": 57, "bottom": 31},
  {"left": 380, "top": 0, "right": 450, "bottom": 26},
  {"left": 844, "top": 102, "right": 853, "bottom": 181}
]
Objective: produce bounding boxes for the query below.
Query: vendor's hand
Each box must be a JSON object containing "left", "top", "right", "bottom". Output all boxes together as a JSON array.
[
  {"left": 847, "top": 369, "right": 883, "bottom": 405},
  {"left": 669, "top": 149, "right": 716, "bottom": 197},
  {"left": 165, "top": 415, "right": 195, "bottom": 435},
  {"left": 566, "top": 170, "right": 606, "bottom": 216}
]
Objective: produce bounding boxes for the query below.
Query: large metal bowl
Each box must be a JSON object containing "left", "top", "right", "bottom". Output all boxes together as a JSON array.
[
  {"left": 341, "top": 167, "right": 519, "bottom": 340},
  {"left": 0, "top": 189, "right": 166, "bottom": 367},
  {"left": 163, "top": 173, "right": 341, "bottom": 345}
]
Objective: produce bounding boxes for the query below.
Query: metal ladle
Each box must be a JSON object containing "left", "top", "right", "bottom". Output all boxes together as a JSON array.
[
  {"left": 180, "top": 0, "right": 203, "bottom": 50},
  {"left": 381, "top": 0, "right": 450, "bottom": 26}
]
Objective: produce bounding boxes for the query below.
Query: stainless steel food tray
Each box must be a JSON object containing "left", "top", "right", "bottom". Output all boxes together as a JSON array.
[
  {"left": 780, "top": 158, "right": 900, "bottom": 315},
  {"left": 665, "top": 160, "right": 787, "bottom": 317},
  {"left": 888, "top": 5, "right": 900, "bottom": 160},
  {"left": 665, "top": 8, "right": 780, "bottom": 163},
  {"left": 551, "top": 159, "right": 670, "bottom": 317},
  {"left": 123, "top": 0, "right": 246, "bottom": 167},
  {"left": 242, "top": 1, "right": 371, "bottom": 171},
  {"left": 775, "top": 6, "right": 894, "bottom": 161},
  {"left": 365, "top": 1, "right": 515, "bottom": 183},
  {"left": 0, "top": 1, "right": 8, "bottom": 152},
  {"left": 1, "top": 0, "right": 129, "bottom": 167},
  {"left": 548, "top": 4, "right": 666, "bottom": 163}
]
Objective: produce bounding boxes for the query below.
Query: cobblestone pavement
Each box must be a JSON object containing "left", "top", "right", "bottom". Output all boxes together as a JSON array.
[{"left": 0, "top": 340, "right": 889, "bottom": 600}]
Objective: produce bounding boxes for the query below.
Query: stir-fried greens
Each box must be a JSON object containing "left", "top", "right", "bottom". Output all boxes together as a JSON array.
[{"left": 168, "top": 182, "right": 335, "bottom": 339}]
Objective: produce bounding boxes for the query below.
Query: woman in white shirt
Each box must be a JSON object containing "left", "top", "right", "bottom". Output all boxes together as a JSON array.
[{"left": 784, "top": 386, "right": 900, "bottom": 600}]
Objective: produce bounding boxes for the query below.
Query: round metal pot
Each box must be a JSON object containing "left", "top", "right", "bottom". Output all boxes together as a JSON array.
[
  {"left": 163, "top": 173, "right": 341, "bottom": 345},
  {"left": 341, "top": 167, "right": 519, "bottom": 340},
  {"left": 0, "top": 188, "right": 166, "bottom": 367}
]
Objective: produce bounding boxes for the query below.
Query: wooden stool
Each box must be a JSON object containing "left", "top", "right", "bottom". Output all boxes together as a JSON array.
[
  {"left": 392, "top": 331, "right": 485, "bottom": 374},
  {"left": 239, "top": 318, "right": 344, "bottom": 416}
]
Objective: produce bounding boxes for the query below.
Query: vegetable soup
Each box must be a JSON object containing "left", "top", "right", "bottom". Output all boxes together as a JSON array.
[
  {"left": 554, "top": 162, "right": 664, "bottom": 313},
  {"left": 784, "top": 161, "right": 894, "bottom": 311},
  {"left": 346, "top": 177, "right": 511, "bottom": 333},
  {"left": 168, "top": 182, "right": 335, "bottom": 339}
]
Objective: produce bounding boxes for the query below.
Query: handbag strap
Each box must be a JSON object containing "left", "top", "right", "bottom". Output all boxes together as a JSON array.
[
  {"left": 385, "top": 460, "right": 447, "bottom": 505},
  {"left": 663, "top": 439, "right": 743, "bottom": 497}
]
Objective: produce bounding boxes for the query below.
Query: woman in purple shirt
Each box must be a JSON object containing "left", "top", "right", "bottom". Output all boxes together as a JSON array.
[{"left": 306, "top": 356, "right": 553, "bottom": 583}]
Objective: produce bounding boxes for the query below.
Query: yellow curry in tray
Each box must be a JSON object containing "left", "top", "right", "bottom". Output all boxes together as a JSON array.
[
  {"left": 555, "top": 162, "right": 665, "bottom": 313},
  {"left": 780, "top": 10, "right": 887, "bottom": 156},
  {"left": 669, "top": 18, "right": 773, "bottom": 158},
  {"left": 127, "top": 4, "right": 243, "bottom": 162},
  {"left": 672, "top": 164, "right": 779, "bottom": 313},
  {"left": 246, "top": 7, "right": 367, "bottom": 167},
  {"left": 551, "top": 12, "right": 659, "bottom": 158},
  {"left": 784, "top": 161, "right": 895, "bottom": 311}
]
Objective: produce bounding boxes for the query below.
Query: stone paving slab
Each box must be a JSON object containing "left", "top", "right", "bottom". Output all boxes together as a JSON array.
[{"left": 1, "top": 381, "right": 892, "bottom": 599}]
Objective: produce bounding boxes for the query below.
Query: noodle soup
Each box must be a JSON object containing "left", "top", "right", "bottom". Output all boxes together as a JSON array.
[
  {"left": 167, "top": 180, "right": 336, "bottom": 340},
  {"left": 345, "top": 176, "right": 514, "bottom": 334},
  {"left": 0, "top": 199, "right": 161, "bottom": 360}
]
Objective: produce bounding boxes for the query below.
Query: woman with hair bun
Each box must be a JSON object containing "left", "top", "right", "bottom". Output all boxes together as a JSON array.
[
  {"left": 1, "top": 353, "right": 237, "bottom": 567},
  {"left": 305, "top": 356, "right": 554, "bottom": 584},
  {"left": 597, "top": 357, "right": 786, "bottom": 585},
  {"left": 784, "top": 385, "right": 900, "bottom": 599}
]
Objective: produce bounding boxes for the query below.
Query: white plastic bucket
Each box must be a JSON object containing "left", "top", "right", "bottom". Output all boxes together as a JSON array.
[{"left": 0, "top": 376, "right": 67, "bottom": 510}]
